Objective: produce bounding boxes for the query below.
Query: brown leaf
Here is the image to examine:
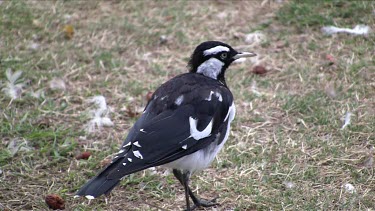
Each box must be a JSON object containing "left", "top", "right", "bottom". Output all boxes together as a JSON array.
[
  {"left": 45, "top": 194, "right": 65, "bottom": 210},
  {"left": 252, "top": 65, "right": 268, "bottom": 75},
  {"left": 76, "top": 151, "right": 91, "bottom": 160}
]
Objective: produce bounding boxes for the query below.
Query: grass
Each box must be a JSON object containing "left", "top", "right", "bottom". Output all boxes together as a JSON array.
[
  {"left": 1, "top": 0, "right": 374, "bottom": 210},
  {"left": 276, "top": 1, "right": 374, "bottom": 29}
]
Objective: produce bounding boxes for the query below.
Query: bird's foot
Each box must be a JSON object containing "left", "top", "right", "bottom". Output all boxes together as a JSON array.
[{"left": 186, "top": 196, "right": 219, "bottom": 211}]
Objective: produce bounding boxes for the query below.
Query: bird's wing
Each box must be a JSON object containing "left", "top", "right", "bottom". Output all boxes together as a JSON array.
[
  {"left": 107, "top": 88, "right": 232, "bottom": 179},
  {"left": 76, "top": 75, "right": 233, "bottom": 198}
]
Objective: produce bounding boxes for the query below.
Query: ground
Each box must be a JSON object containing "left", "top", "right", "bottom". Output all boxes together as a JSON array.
[{"left": 0, "top": 0, "right": 374, "bottom": 210}]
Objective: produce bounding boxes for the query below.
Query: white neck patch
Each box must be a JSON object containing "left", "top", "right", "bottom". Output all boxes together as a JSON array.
[
  {"left": 203, "top": 46, "right": 230, "bottom": 56},
  {"left": 197, "top": 58, "right": 224, "bottom": 79}
]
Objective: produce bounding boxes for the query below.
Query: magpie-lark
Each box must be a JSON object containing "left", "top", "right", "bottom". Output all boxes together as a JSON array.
[{"left": 75, "top": 41, "right": 256, "bottom": 210}]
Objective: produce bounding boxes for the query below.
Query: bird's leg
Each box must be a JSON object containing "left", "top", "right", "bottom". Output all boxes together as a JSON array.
[
  {"left": 181, "top": 170, "right": 191, "bottom": 211},
  {"left": 173, "top": 169, "right": 219, "bottom": 210}
]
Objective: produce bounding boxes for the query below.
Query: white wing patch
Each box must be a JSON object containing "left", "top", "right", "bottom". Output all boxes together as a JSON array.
[
  {"left": 216, "top": 92, "right": 223, "bottom": 102},
  {"left": 122, "top": 162, "right": 126, "bottom": 166},
  {"left": 175, "top": 95, "right": 184, "bottom": 106},
  {"left": 203, "top": 46, "right": 230, "bottom": 56},
  {"left": 182, "top": 144, "right": 187, "bottom": 150},
  {"left": 133, "top": 141, "right": 141, "bottom": 147},
  {"left": 224, "top": 103, "right": 236, "bottom": 122},
  {"left": 128, "top": 158, "right": 132, "bottom": 162},
  {"left": 133, "top": 150, "right": 143, "bottom": 159},
  {"left": 85, "top": 195, "right": 95, "bottom": 200},
  {"left": 206, "top": 91, "right": 223, "bottom": 102},
  {"left": 123, "top": 142, "right": 131, "bottom": 148},
  {"left": 189, "top": 117, "right": 213, "bottom": 140}
]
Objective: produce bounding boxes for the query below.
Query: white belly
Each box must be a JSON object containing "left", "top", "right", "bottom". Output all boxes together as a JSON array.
[{"left": 164, "top": 103, "right": 236, "bottom": 173}]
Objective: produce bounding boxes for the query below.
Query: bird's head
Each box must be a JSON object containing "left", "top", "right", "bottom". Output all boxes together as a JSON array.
[{"left": 188, "top": 41, "right": 256, "bottom": 84}]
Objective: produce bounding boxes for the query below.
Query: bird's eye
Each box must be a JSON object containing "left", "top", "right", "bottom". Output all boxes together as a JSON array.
[{"left": 220, "top": 52, "right": 227, "bottom": 60}]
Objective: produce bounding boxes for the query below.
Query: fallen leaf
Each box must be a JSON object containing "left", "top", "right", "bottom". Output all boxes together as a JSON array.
[
  {"left": 63, "top": 25, "right": 74, "bottom": 39},
  {"left": 76, "top": 151, "right": 91, "bottom": 160},
  {"left": 45, "top": 194, "right": 65, "bottom": 210},
  {"left": 252, "top": 65, "right": 268, "bottom": 75}
]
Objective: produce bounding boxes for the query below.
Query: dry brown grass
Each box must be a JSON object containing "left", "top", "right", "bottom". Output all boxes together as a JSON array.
[{"left": 1, "top": 0, "right": 374, "bottom": 210}]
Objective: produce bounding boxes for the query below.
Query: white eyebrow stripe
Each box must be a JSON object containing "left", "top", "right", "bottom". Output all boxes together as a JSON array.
[{"left": 203, "top": 46, "right": 230, "bottom": 56}]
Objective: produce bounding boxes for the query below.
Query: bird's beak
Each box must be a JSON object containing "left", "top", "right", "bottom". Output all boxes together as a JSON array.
[{"left": 233, "top": 52, "right": 257, "bottom": 60}]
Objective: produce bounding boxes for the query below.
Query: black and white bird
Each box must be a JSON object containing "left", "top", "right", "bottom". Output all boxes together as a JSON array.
[{"left": 75, "top": 41, "right": 256, "bottom": 210}]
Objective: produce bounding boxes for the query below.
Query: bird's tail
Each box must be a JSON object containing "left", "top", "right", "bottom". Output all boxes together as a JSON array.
[{"left": 75, "top": 159, "right": 122, "bottom": 199}]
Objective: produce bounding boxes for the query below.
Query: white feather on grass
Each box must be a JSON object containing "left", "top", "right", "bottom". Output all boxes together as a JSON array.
[
  {"left": 322, "top": 25, "right": 370, "bottom": 36},
  {"left": 341, "top": 112, "right": 352, "bottom": 130},
  {"left": 84, "top": 95, "right": 114, "bottom": 133},
  {"left": 30, "top": 89, "right": 45, "bottom": 99},
  {"left": 251, "top": 80, "right": 262, "bottom": 97},
  {"left": 1, "top": 68, "right": 25, "bottom": 99},
  {"left": 283, "top": 181, "right": 296, "bottom": 189},
  {"left": 7, "top": 138, "right": 34, "bottom": 157},
  {"left": 343, "top": 183, "right": 356, "bottom": 194}
]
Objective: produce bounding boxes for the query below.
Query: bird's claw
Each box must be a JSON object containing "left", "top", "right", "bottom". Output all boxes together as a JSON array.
[{"left": 185, "top": 196, "right": 219, "bottom": 211}]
